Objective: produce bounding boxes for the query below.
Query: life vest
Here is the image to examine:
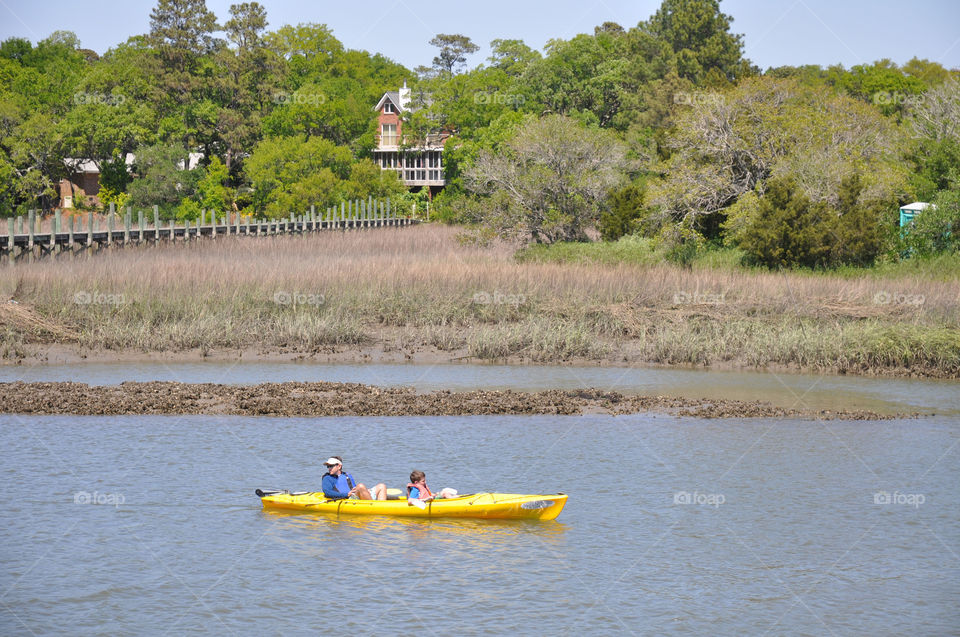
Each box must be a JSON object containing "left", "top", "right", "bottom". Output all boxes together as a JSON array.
[
  {"left": 407, "top": 481, "right": 433, "bottom": 499},
  {"left": 337, "top": 472, "right": 356, "bottom": 492}
]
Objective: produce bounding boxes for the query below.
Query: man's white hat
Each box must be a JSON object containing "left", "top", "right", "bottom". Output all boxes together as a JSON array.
[{"left": 324, "top": 457, "right": 341, "bottom": 466}]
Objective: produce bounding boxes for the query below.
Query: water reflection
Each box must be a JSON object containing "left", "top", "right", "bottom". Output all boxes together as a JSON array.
[{"left": 262, "top": 508, "right": 569, "bottom": 554}]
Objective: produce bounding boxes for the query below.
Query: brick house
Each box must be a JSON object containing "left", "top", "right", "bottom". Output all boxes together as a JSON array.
[
  {"left": 59, "top": 159, "right": 103, "bottom": 209},
  {"left": 372, "top": 82, "right": 449, "bottom": 197}
]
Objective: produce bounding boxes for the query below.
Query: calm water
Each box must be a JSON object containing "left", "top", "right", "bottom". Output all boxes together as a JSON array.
[{"left": 2, "top": 407, "right": 958, "bottom": 634}]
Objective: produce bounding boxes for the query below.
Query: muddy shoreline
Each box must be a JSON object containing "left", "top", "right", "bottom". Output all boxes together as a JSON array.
[
  {"left": 3, "top": 342, "right": 952, "bottom": 380},
  {"left": 0, "top": 381, "right": 914, "bottom": 420}
]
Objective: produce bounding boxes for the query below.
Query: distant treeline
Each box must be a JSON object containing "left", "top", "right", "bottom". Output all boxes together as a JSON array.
[{"left": 1, "top": 0, "right": 958, "bottom": 266}]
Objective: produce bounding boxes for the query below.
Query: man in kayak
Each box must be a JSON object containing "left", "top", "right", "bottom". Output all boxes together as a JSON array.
[{"left": 322, "top": 457, "right": 387, "bottom": 500}]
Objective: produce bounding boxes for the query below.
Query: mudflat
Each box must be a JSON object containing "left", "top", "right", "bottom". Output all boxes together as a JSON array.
[{"left": 0, "top": 381, "right": 912, "bottom": 420}]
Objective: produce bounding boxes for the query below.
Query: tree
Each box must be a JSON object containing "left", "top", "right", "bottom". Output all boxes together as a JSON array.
[
  {"left": 902, "top": 57, "right": 950, "bottom": 87},
  {"left": 148, "top": 0, "right": 221, "bottom": 110},
  {"left": 464, "top": 115, "right": 629, "bottom": 244},
  {"left": 429, "top": 34, "right": 479, "bottom": 76},
  {"left": 910, "top": 77, "right": 960, "bottom": 145},
  {"left": 224, "top": 2, "right": 267, "bottom": 52},
  {"left": 906, "top": 77, "right": 960, "bottom": 199},
  {"left": 244, "top": 135, "right": 404, "bottom": 216},
  {"left": 601, "top": 181, "right": 647, "bottom": 240},
  {"left": 739, "top": 177, "right": 836, "bottom": 268},
  {"left": 641, "top": 0, "right": 749, "bottom": 84},
  {"left": 488, "top": 39, "right": 541, "bottom": 76},
  {"left": 149, "top": 0, "right": 220, "bottom": 71},
  {"left": 127, "top": 142, "right": 199, "bottom": 216},
  {"left": 902, "top": 188, "right": 960, "bottom": 256},
  {"left": 651, "top": 77, "right": 905, "bottom": 235},
  {"left": 739, "top": 174, "right": 887, "bottom": 269}
]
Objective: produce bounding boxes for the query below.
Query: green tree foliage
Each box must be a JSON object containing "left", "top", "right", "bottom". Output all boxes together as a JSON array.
[
  {"left": 127, "top": 142, "right": 199, "bottom": 216},
  {"left": 907, "top": 78, "right": 960, "bottom": 198},
  {"left": 148, "top": 0, "right": 220, "bottom": 76},
  {"left": 652, "top": 78, "right": 906, "bottom": 235},
  {"left": 640, "top": 0, "right": 750, "bottom": 83},
  {"left": 464, "top": 115, "right": 628, "bottom": 243},
  {"left": 739, "top": 175, "right": 887, "bottom": 268},
  {"left": 900, "top": 186, "right": 960, "bottom": 257},
  {"left": 600, "top": 181, "right": 647, "bottom": 240},
  {"left": 429, "top": 34, "right": 480, "bottom": 76},
  {"left": 739, "top": 178, "right": 836, "bottom": 268},
  {"left": 244, "top": 135, "right": 404, "bottom": 216}
]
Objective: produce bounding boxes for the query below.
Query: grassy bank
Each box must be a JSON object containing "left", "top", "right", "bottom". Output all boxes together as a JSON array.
[
  {"left": 1, "top": 225, "right": 958, "bottom": 377},
  {"left": 518, "top": 235, "right": 960, "bottom": 280}
]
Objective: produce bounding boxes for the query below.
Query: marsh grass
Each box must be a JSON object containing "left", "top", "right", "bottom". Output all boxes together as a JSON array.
[{"left": 2, "top": 225, "right": 958, "bottom": 375}]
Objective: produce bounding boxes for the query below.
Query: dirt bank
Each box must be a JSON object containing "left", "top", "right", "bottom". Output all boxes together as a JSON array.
[{"left": 0, "top": 381, "right": 912, "bottom": 420}]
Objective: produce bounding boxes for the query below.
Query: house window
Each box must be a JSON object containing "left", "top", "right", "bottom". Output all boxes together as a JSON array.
[
  {"left": 384, "top": 102, "right": 395, "bottom": 114},
  {"left": 381, "top": 124, "right": 397, "bottom": 146}
]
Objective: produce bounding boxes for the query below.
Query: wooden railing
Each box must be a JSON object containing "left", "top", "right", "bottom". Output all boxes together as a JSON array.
[{"left": 0, "top": 198, "right": 418, "bottom": 262}]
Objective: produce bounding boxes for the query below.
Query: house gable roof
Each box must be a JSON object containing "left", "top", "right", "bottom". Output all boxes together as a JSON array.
[{"left": 374, "top": 91, "right": 403, "bottom": 113}]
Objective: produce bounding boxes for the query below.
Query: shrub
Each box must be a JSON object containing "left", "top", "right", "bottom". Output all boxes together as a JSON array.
[
  {"left": 739, "top": 178, "right": 835, "bottom": 268},
  {"left": 902, "top": 189, "right": 960, "bottom": 256},
  {"left": 600, "top": 182, "right": 646, "bottom": 241},
  {"left": 740, "top": 175, "right": 888, "bottom": 269}
]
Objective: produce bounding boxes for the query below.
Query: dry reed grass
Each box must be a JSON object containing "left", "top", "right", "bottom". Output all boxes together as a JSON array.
[{"left": 1, "top": 225, "right": 958, "bottom": 375}]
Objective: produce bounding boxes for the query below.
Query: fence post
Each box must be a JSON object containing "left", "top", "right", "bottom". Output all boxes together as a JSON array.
[
  {"left": 153, "top": 206, "right": 160, "bottom": 240},
  {"left": 87, "top": 211, "right": 94, "bottom": 249},
  {"left": 138, "top": 210, "right": 144, "bottom": 242},
  {"left": 68, "top": 215, "right": 75, "bottom": 248},
  {"left": 107, "top": 204, "right": 115, "bottom": 246},
  {"left": 27, "top": 210, "right": 34, "bottom": 251},
  {"left": 124, "top": 210, "right": 130, "bottom": 243},
  {"left": 7, "top": 218, "right": 13, "bottom": 240}
]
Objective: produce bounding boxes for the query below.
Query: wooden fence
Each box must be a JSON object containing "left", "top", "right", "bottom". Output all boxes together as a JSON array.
[{"left": 0, "top": 198, "right": 418, "bottom": 263}]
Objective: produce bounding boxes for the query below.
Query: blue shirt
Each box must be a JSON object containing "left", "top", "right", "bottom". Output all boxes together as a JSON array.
[
  {"left": 409, "top": 486, "right": 422, "bottom": 499},
  {"left": 322, "top": 472, "right": 351, "bottom": 499}
]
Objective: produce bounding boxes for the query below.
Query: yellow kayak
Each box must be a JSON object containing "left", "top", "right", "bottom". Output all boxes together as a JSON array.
[{"left": 255, "top": 489, "right": 567, "bottom": 520}]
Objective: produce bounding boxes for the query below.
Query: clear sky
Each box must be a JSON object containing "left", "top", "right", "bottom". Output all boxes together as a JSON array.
[{"left": 2, "top": 0, "right": 958, "bottom": 72}]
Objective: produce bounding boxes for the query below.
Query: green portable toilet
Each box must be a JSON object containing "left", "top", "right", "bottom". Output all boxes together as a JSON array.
[{"left": 899, "top": 202, "right": 932, "bottom": 227}]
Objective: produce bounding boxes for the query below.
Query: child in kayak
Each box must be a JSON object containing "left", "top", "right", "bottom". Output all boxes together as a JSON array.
[{"left": 407, "top": 469, "right": 457, "bottom": 507}]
